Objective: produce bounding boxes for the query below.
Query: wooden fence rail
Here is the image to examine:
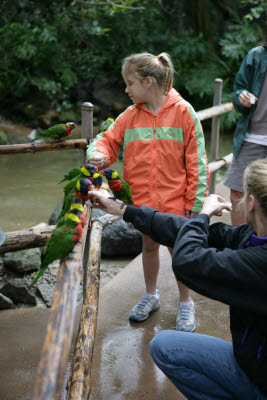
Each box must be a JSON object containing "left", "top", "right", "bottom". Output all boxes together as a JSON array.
[{"left": 32, "top": 202, "right": 91, "bottom": 400}]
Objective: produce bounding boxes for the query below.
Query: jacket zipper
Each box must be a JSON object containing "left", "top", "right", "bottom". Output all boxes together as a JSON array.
[{"left": 152, "top": 117, "right": 157, "bottom": 208}]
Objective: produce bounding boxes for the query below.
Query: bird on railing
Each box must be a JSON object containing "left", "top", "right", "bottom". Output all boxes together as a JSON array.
[
  {"left": 56, "top": 178, "right": 92, "bottom": 222},
  {"left": 30, "top": 210, "right": 83, "bottom": 287},
  {"left": 58, "top": 164, "right": 98, "bottom": 198},
  {"left": 69, "top": 198, "right": 86, "bottom": 228},
  {"left": 101, "top": 168, "right": 134, "bottom": 205},
  {"left": 29, "top": 122, "right": 77, "bottom": 142},
  {"left": 57, "top": 163, "right": 98, "bottom": 185}
]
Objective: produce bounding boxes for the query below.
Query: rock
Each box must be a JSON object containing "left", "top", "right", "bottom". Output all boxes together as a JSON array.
[
  {"left": 36, "top": 284, "right": 55, "bottom": 308},
  {"left": 93, "top": 209, "right": 142, "bottom": 257},
  {"left": 3, "top": 248, "right": 42, "bottom": 273},
  {"left": 0, "top": 292, "right": 13, "bottom": 309},
  {"left": 0, "top": 279, "right": 37, "bottom": 305}
]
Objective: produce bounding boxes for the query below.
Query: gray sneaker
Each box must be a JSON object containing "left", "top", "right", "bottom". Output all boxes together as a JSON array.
[
  {"left": 176, "top": 297, "right": 196, "bottom": 332},
  {"left": 129, "top": 290, "right": 160, "bottom": 321}
]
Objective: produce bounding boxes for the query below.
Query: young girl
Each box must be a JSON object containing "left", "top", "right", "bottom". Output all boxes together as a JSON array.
[{"left": 87, "top": 52, "right": 209, "bottom": 331}]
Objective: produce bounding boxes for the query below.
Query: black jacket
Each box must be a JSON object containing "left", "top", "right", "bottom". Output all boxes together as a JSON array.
[{"left": 124, "top": 206, "right": 267, "bottom": 395}]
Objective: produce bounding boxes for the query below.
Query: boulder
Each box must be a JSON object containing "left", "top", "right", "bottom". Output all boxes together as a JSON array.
[
  {"left": 93, "top": 210, "right": 142, "bottom": 257},
  {"left": 0, "top": 293, "right": 13, "bottom": 310},
  {"left": 0, "top": 279, "right": 37, "bottom": 305},
  {"left": 3, "top": 248, "right": 42, "bottom": 273}
]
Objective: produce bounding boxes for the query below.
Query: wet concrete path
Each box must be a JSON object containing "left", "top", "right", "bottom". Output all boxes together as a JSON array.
[{"left": 0, "top": 183, "right": 232, "bottom": 400}]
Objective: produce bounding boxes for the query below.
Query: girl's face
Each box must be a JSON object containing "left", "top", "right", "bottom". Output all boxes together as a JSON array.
[{"left": 124, "top": 73, "right": 150, "bottom": 104}]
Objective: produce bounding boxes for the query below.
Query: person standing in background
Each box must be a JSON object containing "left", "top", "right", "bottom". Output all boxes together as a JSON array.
[{"left": 224, "top": 43, "right": 267, "bottom": 225}]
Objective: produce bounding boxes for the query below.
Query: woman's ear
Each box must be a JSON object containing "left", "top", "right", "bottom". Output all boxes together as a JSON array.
[{"left": 248, "top": 194, "right": 256, "bottom": 212}]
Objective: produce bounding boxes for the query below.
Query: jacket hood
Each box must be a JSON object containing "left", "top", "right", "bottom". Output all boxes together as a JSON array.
[{"left": 136, "top": 88, "right": 183, "bottom": 113}]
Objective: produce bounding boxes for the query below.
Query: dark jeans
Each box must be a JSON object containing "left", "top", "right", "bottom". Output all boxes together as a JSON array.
[{"left": 150, "top": 330, "right": 267, "bottom": 400}]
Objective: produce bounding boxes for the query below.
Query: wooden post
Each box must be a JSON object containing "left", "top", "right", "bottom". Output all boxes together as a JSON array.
[
  {"left": 32, "top": 203, "right": 91, "bottom": 400},
  {"left": 209, "top": 79, "right": 223, "bottom": 194},
  {"left": 81, "top": 102, "right": 94, "bottom": 164},
  {"left": 67, "top": 220, "right": 102, "bottom": 400}
]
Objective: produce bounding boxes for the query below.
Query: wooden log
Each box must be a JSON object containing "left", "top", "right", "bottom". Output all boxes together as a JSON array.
[
  {"left": 0, "top": 139, "right": 87, "bottom": 154},
  {"left": 67, "top": 220, "right": 102, "bottom": 400},
  {"left": 32, "top": 202, "right": 92, "bottom": 400},
  {"left": 197, "top": 102, "right": 234, "bottom": 121},
  {"left": 0, "top": 225, "right": 56, "bottom": 253},
  {"left": 208, "top": 153, "right": 233, "bottom": 174},
  {"left": 95, "top": 213, "right": 121, "bottom": 228}
]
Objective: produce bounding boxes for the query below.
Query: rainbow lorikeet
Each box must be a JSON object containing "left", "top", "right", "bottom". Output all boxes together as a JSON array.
[
  {"left": 30, "top": 211, "right": 82, "bottom": 287},
  {"left": 57, "top": 164, "right": 98, "bottom": 185},
  {"left": 29, "top": 122, "right": 77, "bottom": 142},
  {"left": 92, "top": 172, "right": 103, "bottom": 190},
  {"left": 70, "top": 198, "right": 86, "bottom": 228},
  {"left": 98, "top": 117, "right": 114, "bottom": 134},
  {"left": 59, "top": 164, "right": 98, "bottom": 197},
  {"left": 56, "top": 178, "right": 92, "bottom": 222},
  {"left": 101, "top": 168, "right": 134, "bottom": 205}
]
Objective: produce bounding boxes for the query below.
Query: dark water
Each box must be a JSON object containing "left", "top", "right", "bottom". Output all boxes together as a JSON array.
[{"left": 0, "top": 130, "right": 233, "bottom": 233}]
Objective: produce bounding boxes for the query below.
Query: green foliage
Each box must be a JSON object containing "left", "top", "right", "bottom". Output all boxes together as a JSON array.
[{"left": 0, "top": 0, "right": 266, "bottom": 130}]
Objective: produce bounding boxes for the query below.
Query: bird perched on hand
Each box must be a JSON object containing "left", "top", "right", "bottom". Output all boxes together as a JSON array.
[
  {"left": 58, "top": 164, "right": 98, "bottom": 185},
  {"left": 29, "top": 122, "right": 77, "bottom": 142},
  {"left": 92, "top": 172, "right": 103, "bottom": 190},
  {"left": 101, "top": 168, "right": 134, "bottom": 205},
  {"left": 30, "top": 211, "right": 82, "bottom": 286},
  {"left": 59, "top": 164, "right": 98, "bottom": 197},
  {"left": 56, "top": 178, "right": 92, "bottom": 222}
]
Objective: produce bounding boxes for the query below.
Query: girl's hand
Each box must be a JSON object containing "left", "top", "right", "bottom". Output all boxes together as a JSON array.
[
  {"left": 239, "top": 91, "right": 258, "bottom": 108},
  {"left": 89, "top": 152, "right": 107, "bottom": 169},
  {"left": 201, "top": 194, "right": 232, "bottom": 218},
  {"left": 88, "top": 189, "right": 126, "bottom": 216}
]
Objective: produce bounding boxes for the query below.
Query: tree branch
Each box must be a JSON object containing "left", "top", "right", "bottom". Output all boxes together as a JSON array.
[
  {"left": 72, "top": 0, "right": 145, "bottom": 9},
  {"left": 210, "top": 0, "right": 235, "bottom": 18}
]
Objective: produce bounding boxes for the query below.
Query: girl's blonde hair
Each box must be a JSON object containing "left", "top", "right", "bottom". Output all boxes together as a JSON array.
[
  {"left": 242, "top": 158, "right": 267, "bottom": 216},
  {"left": 121, "top": 52, "right": 174, "bottom": 93}
]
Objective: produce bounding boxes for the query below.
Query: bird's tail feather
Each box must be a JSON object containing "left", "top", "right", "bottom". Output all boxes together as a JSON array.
[{"left": 30, "top": 265, "right": 48, "bottom": 287}]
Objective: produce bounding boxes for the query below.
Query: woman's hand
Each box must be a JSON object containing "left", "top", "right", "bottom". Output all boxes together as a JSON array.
[
  {"left": 239, "top": 91, "right": 258, "bottom": 108},
  {"left": 88, "top": 152, "right": 107, "bottom": 169},
  {"left": 88, "top": 189, "right": 126, "bottom": 216},
  {"left": 201, "top": 194, "right": 232, "bottom": 218}
]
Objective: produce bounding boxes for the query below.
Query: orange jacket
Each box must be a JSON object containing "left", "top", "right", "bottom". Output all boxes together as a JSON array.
[{"left": 87, "top": 89, "right": 209, "bottom": 215}]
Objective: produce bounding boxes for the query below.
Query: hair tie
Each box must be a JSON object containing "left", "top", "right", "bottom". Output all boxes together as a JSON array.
[{"left": 156, "top": 55, "right": 161, "bottom": 60}]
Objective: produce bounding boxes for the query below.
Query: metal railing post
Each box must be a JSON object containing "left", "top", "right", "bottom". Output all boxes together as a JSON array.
[
  {"left": 81, "top": 102, "right": 94, "bottom": 164},
  {"left": 209, "top": 79, "right": 223, "bottom": 194}
]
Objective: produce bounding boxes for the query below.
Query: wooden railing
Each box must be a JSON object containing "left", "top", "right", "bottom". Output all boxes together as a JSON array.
[{"left": 0, "top": 79, "right": 235, "bottom": 399}]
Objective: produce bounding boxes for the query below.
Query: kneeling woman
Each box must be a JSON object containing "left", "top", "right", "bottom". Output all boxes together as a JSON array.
[{"left": 89, "top": 159, "right": 267, "bottom": 400}]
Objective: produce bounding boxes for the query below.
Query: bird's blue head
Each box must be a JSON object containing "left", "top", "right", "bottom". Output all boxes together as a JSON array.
[
  {"left": 101, "top": 168, "right": 114, "bottom": 180},
  {"left": 76, "top": 178, "right": 91, "bottom": 193},
  {"left": 82, "top": 164, "right": 98, "bottom": 176}
]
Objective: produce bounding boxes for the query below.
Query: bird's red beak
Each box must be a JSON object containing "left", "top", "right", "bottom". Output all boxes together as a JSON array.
[
  {"left": 101, "top": 171, "right": 105, "bottom": 176},
  {"left": 95, "top": 167, "right": 99, "bottom": 172},
  {"left": 74, "top": 124, "right": 77, "bottom": 128}
]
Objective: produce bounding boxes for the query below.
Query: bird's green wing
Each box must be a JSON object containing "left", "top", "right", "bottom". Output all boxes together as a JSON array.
[
  {"left": 45, "top": 124, "right": 66, "bottom": 139},
  {"left": 58, "top": 167, "right": 81, "bottom": 184},
  {"left": 121, "top": 180, "right": 134, "bottom": 205}
]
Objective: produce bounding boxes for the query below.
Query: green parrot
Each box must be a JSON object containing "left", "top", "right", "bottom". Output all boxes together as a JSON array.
[
  {"left": 29, "top": 122, "right": 77, "bottom": 142},
  {"left": 56, "top": 178, "right": 92, "bottom": 222},
  {"left": 98, "top": 117, "right": 114, "bottom": 134},
  {"left": 58, "top": 164, "right": 98, "bottom": 195},
  {"left": 30, "top": 211, "right": 82, "bottom": 287},
  {"left": 101, "top": 168, "right": 134, "bottom": 205}
]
